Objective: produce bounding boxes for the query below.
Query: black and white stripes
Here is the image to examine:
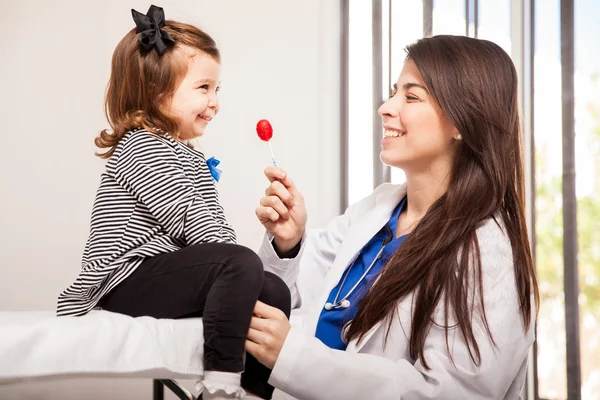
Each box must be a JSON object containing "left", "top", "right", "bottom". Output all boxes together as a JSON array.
[{"left": 57, "top": 129, "right": 236, "bottom": 316}]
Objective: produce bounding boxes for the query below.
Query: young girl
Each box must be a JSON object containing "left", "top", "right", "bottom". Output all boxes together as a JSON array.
[{"left": 57, "top": 5, "right": 289, "bottom": 400}]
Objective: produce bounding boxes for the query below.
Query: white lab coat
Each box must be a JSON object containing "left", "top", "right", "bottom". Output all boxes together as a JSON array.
[{"left": 258, "top": 183, "right": 534, "bottom": 400}]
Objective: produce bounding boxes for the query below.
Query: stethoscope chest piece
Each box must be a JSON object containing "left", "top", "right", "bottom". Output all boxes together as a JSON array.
[{"left": 324, "top": 299, "right": 352, "bottom": 311}]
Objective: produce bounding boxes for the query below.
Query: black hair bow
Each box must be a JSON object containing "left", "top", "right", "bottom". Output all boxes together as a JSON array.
[{"left": 131, "top": 5, "right": 175, "bottom": 55}]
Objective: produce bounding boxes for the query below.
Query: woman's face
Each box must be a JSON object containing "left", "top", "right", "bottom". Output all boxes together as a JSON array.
[{"left": 378, "top": 59, "right": 460, "bottom": 175}]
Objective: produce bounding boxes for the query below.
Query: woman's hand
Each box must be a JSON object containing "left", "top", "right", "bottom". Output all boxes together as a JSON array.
[
  {"left": 255, "top": 167, "right": 307, "bottom": 253},
  {"left": 245, "top": 301, "right": 291, "bottom": 370}
]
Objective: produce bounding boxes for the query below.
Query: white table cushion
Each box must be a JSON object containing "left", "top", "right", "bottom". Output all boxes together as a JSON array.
[{"left": 0, "top": 309, "right": 303, "bottom": 382}]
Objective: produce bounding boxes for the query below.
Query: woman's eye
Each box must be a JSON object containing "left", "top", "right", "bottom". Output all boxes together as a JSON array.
[
  {"left": 198, "top": 84, "right": 209, "bottom": 90},
  {"left": 405, "top": 95, "right": 418, "bottom": 101}
]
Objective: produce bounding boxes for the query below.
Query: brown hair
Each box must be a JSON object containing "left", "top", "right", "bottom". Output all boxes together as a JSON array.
[
  {"left": 95, "top": 21, "right": 220, "bottom": 158},
  {"left": 345, "top": 35, "right": 539, "bottom": 369}
]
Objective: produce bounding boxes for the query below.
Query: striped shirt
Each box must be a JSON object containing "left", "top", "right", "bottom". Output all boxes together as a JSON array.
[{"left": 57, "top": 129, "right": 236, "bottom": 316}]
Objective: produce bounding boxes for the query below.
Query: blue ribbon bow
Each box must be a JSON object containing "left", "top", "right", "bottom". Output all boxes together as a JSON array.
[{"left": 206, "top": 157, "right": 222, "bottom": 182}]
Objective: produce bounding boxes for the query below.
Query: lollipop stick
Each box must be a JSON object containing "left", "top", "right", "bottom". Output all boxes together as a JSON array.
[{"left": 268, "top": 141, "right": 278, "bottom": 167}]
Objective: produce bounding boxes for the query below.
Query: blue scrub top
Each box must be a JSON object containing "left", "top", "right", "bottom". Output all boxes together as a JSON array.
[{"left": 315, "top": 197, "right": 408, "bottom": 350}]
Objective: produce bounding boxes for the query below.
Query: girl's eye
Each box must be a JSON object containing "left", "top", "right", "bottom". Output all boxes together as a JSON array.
[
  {"left": 405, "top": 95, "right": 418, "bottom": 101},
  {"left": 198, "top": 84, "right": 209, "bottom": 90}
]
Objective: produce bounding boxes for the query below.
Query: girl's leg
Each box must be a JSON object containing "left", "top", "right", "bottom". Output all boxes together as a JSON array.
[
  {"left": 99, "top": 243, "right": 264, "bottom": 395},
  {"left": 241, "top": 272, "right": 291, "bottom": 400}
]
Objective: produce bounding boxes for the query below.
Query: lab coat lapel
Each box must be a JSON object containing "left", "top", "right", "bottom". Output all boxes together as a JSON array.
[{"left": 305, "top": 184, "right": 407, "bottom": 337}]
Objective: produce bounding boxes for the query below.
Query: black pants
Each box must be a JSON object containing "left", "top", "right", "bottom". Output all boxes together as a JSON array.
[{"left": 99, "top": 243, "right": 291, "bottom": 400}]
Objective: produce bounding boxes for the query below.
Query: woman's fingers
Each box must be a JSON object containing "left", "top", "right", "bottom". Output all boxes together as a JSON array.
[
  {"left": 264, "top": 167, "right": 303, "bottom": 201},
  {"left": 255, "top": 205, "right": 280, "bottom": 223},
  {"left": 260, "top": 195, "right": 290, "bottom": 220},
  {"left": 265, "top": 180, "right": 295, "bottom": 209},
  {"left": 264, "top": 166, "right": 287, "bottom": 183},
  {"left": 247, "top": 326, "right": 264, "bottom": 344},
  {"left": 253, "top": 301, "right": 284, "bottom": 319},
  {"left": 244, "top": 301, "right": 291, "bottom": 370},
  {"left": 245, "top": 338, "right": 261, "bottom": 357}
]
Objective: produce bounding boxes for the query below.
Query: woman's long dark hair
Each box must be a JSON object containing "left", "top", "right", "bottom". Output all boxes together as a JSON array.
[{"left": 345, "top": 35, "right": 539, "bottom": 369}]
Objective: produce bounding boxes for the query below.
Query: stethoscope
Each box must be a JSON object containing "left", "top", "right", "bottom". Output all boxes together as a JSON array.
[{"left": 324, "top": 224, "right": 394, "bottom": 311}]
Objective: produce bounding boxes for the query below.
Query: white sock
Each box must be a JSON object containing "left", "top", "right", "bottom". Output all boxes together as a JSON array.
[{"left": 198, "top": 370, "right": 246, "bottom": 400}]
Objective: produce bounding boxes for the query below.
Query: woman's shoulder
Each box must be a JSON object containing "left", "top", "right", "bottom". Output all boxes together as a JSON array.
[
  {"left": 475, "top": 216, "right": 512, "bottom": 256},
  {"left": 474, "top": 216, "right": 517, "bottom": 290}
]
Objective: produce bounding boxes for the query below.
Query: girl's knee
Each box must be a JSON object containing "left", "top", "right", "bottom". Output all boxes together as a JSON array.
[
  {"left": 226, "top": 244, "right": 264, "bottom": 286},
  {"left": 259, "top": 272, "right": 291, "bottom": 317}
]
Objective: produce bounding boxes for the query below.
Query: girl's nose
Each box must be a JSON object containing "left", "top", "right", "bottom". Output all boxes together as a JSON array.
[{"left": 208, "top": 93, "right": 219, "bottom": 109}]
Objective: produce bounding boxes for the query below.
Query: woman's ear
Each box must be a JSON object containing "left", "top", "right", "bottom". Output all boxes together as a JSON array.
[{"left": 450, "top": 126, "right": 462, "bottom": 141}]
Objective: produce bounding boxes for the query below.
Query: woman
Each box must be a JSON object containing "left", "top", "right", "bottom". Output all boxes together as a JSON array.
[{"left": 246, "top": 35, "right": 538, "bottom": 400}]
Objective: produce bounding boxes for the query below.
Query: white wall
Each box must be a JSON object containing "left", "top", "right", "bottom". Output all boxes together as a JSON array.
[{"left": 0, "top": 0, "right": 341, "bottom": 398}]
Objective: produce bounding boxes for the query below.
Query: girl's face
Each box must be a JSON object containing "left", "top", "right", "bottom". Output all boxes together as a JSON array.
[
  {"left": 169, "top": 51, "right": 221, "bottom": 140},
  {"left": 378, "top": 60, "right": 460, "bottom": 175}
]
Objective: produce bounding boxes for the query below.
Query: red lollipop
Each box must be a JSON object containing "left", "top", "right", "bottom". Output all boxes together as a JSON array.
[
  {"left": 256, "top": 119, "right": 278, "bottom": 166},
  {"left": 256, "top": 119, "right": 273, "bottom": 141}
]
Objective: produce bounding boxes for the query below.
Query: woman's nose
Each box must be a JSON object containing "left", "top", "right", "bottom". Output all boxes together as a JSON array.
[{"left": 378, "top": 97, "right": 399, "bottom": 119}]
